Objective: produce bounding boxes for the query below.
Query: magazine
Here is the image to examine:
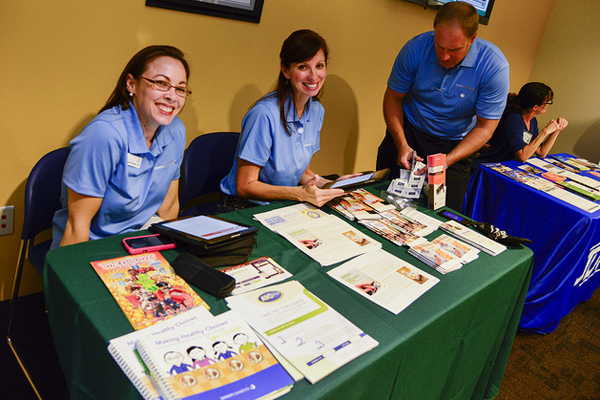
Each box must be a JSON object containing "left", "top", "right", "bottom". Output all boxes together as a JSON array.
[{"left": 91, "top": 252, "right": 210, "bottom": 330}]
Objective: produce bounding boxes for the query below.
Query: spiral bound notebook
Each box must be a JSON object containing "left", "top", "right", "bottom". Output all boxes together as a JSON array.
[
  {"left": 108, "top": 307, "right": 214, "bottom": 400},
  {"left": 135, "top": 309, "right": 293, "bottom": 400}
]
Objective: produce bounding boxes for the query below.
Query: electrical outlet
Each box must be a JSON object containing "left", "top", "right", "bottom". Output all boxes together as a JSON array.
[{"left": 0, "top": 206, "right": 15, "bottom": 235}]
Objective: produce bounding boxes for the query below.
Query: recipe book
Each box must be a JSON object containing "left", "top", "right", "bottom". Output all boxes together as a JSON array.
[
  {"left": 226, "top": 280, "right": 379, "bottom": 384},
  {"left": 108, "top": 306, "right": 214, "bottom": 400},
  {"left": 135, "top": 309, "right": 294, "bottom": 400},
  {"left": 91, "top": 252, "right": 209, "bottom": 330}
]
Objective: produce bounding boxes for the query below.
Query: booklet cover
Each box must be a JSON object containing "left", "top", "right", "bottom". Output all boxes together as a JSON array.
[
  {"left": 91, "top": 252, "right": 210, "bottom": 330},
  {"left": 226, "top": 280, "right": 379, "bottom": 384},
  {"left": 108, "top": 306, "right": 214, "bottom": 400},
  {"left": 135, "top": 310, "right": 293, "bottom": 400}
]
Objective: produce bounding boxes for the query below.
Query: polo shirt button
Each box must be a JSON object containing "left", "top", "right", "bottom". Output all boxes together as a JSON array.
[
  {"left": 460, "top": 93, "right": 465, "bottom": 98},
  {"left": 298, "top": 127, "right": 304, "bottom": 134}
]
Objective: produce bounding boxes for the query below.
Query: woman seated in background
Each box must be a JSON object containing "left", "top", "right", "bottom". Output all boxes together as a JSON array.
[
  {"left": 219, "top": 29, "right": 354, "bottom": 211},
  {"left": 473, "top": 82, "right": 568, "bottom": 169},
  {"left": 51, "top": 45, "right": 191, "bottom": 248}
]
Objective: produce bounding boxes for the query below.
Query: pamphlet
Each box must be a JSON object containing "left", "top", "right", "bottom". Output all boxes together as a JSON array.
[
  {"left": 226, "top": 281, "right": 379, "bottom": 384},
  {"left": 108, "top": 306, "right": 213, "bottom": 400},
  {"left": 327, "top": 249, "right": 439, "bottom": 314},
  {"left": 91, "top": 252, "right": 210, "bottom": 330},
  {"left": 253, "top": 203, "right": 381, "bottom": 266},
  {"left": 359, "top": 218, "right": 427, "bottom": 247},
  {"left": 220, "top": 257, "right": 293, "bottom": 296},
  {"left": 439, "top": 220, "right": 506, "bottom": 256},
  {"left": 135, "top": 310, "right": 294, "bottom": 400},
  {"left": 408, "top": 234, "right": 479, "bottom": 274}
]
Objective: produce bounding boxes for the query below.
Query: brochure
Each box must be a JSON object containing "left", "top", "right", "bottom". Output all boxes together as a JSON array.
[
  {"left": 439, "top": 220, "right": 506, "bottom": 256},
  {"left": 220, "top": 257, "right": 293, "bottom": 296},
  {"left": 408, "top": 234, "right": 479, "bottom": 274},
  {"left": 327, "top": 249, "right": 439, "bottom": 314},
  {"left": 226, "top": 281, "right": 379, "bottom": 384},
  {"left": 359, "top": 218, "right": 427, "bottom": 247},
  {"left": 135, "top": 310, "right": 294, "bottom": 400},
  {"left": 253, "top": 203, "right": 381, "bottom": 266}
]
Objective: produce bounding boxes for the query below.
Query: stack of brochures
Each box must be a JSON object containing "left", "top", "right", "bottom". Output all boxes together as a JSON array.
[
  {"left": 109, "top": 307, "right": 294, "bottom": 400},
  {"left": 407, "top": 234, "right": 480, "bottom": 274},
  {"left": 226, "top": 280, "right": 379, "bottom": 384},
  {"left": 439, "top": 220, "right": 506, "bottom": 256}
]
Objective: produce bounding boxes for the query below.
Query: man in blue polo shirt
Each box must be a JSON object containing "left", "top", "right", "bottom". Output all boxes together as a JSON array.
[{"left": 376, "top": 1, "right": 509, "bottom": 211}]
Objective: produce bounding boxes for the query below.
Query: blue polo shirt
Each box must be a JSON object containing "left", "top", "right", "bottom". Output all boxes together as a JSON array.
[
  {"left": 388, "top": 31, "right": 509, "bottom": 140},
  {"left": 478, "top": 112, "right": 540, "bottom": 163},
  {"left": 220, "top": 94, "right": 323, "bottom": 203},
  {"left": 51, "top": 104, "right": 186, "bottom": 248}
]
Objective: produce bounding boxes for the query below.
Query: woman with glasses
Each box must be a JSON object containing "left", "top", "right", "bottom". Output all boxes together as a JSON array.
[
  {"left": 473, "top": 82, "right": 568, "bottom": 168},
  {"left": 51, "top": 45, "right": 190, "bottom": 248},
  {"left": 219, "top": 30, "right": 355, "bottom": 211}
]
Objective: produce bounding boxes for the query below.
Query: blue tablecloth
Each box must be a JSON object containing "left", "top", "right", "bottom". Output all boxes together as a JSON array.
[{"left": 463, "top": 155, "right": 600, "bottom": 333}]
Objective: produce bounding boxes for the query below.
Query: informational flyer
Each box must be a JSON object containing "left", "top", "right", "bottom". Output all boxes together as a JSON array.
[
  {"left": 253, "top": 204, "right": 381, "bottom": 266},
  {"left": 226, "top": 281, "right": 379, "bottom": 384},
  {"left": 221, "top": 257, "right": 293, "bottom": 296},
  {"left": 327, "top": 249, "right": 439, "bottom": 314}
]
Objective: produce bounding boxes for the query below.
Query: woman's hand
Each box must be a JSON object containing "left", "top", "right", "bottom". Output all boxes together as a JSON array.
[
  {"left": 301, "top": 174, "right": 345, "bottom": 207},
  {"left": 556, "top": 117, "right": 569, "bottom": 131}
]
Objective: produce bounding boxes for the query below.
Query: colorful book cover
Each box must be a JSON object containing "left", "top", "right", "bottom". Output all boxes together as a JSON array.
[{"left": 91, "top": 252, "right": 210, "bottom": 330}]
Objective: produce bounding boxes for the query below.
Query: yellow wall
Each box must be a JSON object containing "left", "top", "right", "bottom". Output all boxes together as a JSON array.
[
  {"left": 528, "top": 0, "right": 600, "bottom": 160},
  {"left": 0, "top": 0, "right": 555, "bottom": 301}
]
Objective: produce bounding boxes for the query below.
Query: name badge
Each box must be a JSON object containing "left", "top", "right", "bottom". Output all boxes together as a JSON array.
[
  {"left": 127, "top": 153, "right": 142, "bottom": 169},
  {"left": 522, "top": 131, "right": 533, "bottom": 144}
]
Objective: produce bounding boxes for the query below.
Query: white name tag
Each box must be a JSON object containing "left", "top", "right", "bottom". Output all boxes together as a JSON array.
[
  {"left": 522, "top": 131, "right": 533, "bottom": 144},
  {"left": 127, "top": 153, "right": 142, "bottom": 169}
]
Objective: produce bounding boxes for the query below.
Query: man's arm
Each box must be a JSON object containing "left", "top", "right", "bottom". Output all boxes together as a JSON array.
[
  {"left": 446, "top": 116, "right": 500, "bottom": 167},
  {"left": 383, "top": 87, "right": 416, "bottom": 169}
]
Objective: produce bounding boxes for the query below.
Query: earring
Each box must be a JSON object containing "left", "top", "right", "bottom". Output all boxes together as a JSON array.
[{"left": 129, "top": 92, "right": 133, "bottom": 97}]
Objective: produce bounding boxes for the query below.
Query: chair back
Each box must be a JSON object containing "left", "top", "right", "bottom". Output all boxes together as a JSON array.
[
  {"left": 179, "top": 132, "right": 239, "bottom": 213},
  {"left": 22, "top": 147, "right": 70, "bottom": 242}
]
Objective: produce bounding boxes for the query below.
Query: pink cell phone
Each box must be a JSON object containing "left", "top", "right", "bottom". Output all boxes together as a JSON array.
[{"left": 122, "top": 234, "right": 176, "bottom": 255}]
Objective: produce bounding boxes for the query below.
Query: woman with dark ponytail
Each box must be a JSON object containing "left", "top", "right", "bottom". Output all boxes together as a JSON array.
[
  {"left": 474, "top": 82, "right": 568, "bottom": 166},
  {"left": 219, "top": 30, "right": 354, "bottom": 210}
]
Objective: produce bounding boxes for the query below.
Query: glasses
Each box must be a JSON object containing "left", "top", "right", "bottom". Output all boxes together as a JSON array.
[
  {"left": 541, "top": 100, "right": 553, "bottom": 105},
  {"left": 140, "top": 77, "right": 191, "bottom": 98}
]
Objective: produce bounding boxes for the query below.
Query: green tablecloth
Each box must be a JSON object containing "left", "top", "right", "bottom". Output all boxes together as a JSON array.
[{"left": 44, "top": 196, "right": 532, "bottom": 400}]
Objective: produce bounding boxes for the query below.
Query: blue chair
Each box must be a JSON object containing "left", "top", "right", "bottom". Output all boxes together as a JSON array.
[
  {"left": 6, "top": 147, "right": 70, "bottom": 400},
  {"left": 179, "top": 132, "right": 240, "bottom": 216}
]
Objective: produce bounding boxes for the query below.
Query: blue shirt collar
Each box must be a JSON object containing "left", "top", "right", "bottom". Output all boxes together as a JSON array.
[
  {"left": 285, "top": 95, "right": 314, "bottom": 125},
  {"left": 428, "top": 35, "right": 480, "bottom": 69},
  {"left": 123, "top": 103, "right": 176, "bottom": 156}
]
